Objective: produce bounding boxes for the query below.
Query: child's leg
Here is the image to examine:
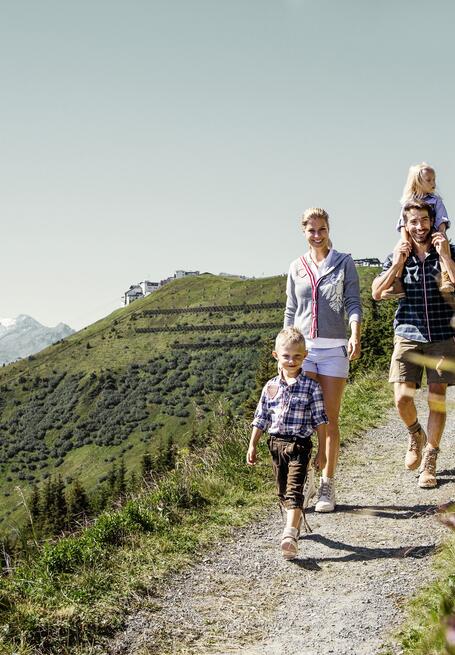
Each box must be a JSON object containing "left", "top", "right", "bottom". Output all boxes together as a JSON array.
[
  {"left": 437, "top": 224, "right": 454, "bottom": 292},
  {"left": 284, "top": 441, "right": 312, "bottom": 507},
  {"left": 271, "top": 439, "right": 311, "bottom": 559},
  {"left": 286, "top": 507, "right": 302, "bottom": 529},
  {"left": 284, "top": 441, "right": 312, "bottom": 533}
]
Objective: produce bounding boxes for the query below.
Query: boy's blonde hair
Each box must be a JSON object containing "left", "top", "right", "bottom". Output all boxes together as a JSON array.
[
  {"left": 400, "top": 162, "right": 439, "bottom": 203},
  {"left": 274, "top": 327, "right": 306, "bottom": 351},
  {"left": 301, "top": 207, "right": 330, "bottom": 230}
]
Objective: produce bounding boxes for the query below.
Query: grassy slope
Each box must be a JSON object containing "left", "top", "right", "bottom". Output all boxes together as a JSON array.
[{"left": 0, "top": 274, "right": 286, "bottom": 530}]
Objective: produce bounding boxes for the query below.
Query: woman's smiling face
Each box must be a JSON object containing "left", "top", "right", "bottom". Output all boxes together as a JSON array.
[{"left": 303, "top": 216, "right": 330, "bottom": 250}]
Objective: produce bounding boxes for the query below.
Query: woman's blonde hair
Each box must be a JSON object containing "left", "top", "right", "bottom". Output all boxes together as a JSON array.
[
  {"left": 301, "top": 207, "right": 330, "bottom": 229},
  {"left": 400, "top": 162, "right": 438, "bottom": 203}
]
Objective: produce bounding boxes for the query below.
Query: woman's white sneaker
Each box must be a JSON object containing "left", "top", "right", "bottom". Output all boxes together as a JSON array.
[{"left": 315, "top": 477, "right": 336, "bottom": 513}]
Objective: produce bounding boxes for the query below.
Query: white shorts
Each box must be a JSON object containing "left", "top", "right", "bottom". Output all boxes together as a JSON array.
[{"left": 304, "top": 346, "right": 349, "bottom": 379}]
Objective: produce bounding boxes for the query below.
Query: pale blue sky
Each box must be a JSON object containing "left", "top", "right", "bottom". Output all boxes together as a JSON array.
[{"left": 1, "top": 0, "right": 454, "bottom": 329}]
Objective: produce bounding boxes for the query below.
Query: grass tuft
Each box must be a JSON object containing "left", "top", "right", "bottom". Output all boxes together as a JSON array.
[{"left": 397, "top": 535, "right": 455, "bottom": 655}]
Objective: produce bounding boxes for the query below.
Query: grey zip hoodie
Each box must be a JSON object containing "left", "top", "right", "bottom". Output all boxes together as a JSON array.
[{"left": 284, "top": 250, "right": 362, "bottom": 339}]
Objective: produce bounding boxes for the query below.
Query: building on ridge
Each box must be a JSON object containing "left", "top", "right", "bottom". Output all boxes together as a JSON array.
[
  {"left": 175, "top": 270, "right": 200, "bottom": 279},
  {"left": 353, "top": 258, "right": 382, "bottom": 267},
  {"left": 124, "top": 285, "right": 144, "bottom": 305},
  {"left": 140, "top": 280, "right": 160, "bottom": 295},
  {"left": 123, "top": 271, "right": 201, "bottom": 305}
]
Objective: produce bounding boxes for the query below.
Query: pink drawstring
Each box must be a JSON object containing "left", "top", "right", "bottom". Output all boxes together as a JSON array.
[{"left": 300, "top": 256, "right": 318, "bottom": 338}]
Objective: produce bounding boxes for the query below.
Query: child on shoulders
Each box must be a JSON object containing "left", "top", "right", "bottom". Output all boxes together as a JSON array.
[{"left": 382, "top": 162, "right": 454, "bottom": 299}]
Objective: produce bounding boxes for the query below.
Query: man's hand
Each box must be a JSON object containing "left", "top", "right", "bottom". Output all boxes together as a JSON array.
[
  {"left": 432, "top": 231, "right": 451, "bottom": 258},
  {"left": 392, "top": 239, "right": 412, "bottom": 266}
]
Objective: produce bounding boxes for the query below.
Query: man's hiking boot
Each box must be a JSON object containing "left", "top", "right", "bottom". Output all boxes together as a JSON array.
[
  {"left": 405, "top": 427, "right": 427, "bottom": 470},
  {"left": 281, "top": 526, "right": 299, "bottom": 560},
  {"left": 380, "top": 278, "right": 406, "bottom": 300},
  {"left": 303, "top": 465, "right": 317, "bottom": 509},
  {"left": 315, "top": 477, "right": 335, "bottom": 513},
  {"left": 418, "top": 446, "right": 439, "bottom": 488}
]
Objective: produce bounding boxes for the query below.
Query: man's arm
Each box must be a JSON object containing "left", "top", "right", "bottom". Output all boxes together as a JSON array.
[
  {"left": 433, "top": 233, "right": 455, "bottom": 283},
  {"left": 371, "top": 241, "right": 411, "bottom": 300}
]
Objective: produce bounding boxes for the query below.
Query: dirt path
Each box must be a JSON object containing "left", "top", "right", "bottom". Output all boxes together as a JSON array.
[{"left": 110, "top": 389, "right": 455, "bottom": 655}]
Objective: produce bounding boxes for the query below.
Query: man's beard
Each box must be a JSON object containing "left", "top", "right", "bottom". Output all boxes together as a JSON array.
[{"left": 413, "top": 232, "right": 431, "bottom": 244}]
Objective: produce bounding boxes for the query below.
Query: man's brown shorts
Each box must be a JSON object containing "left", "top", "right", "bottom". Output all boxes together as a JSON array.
[{"left": 389, "top": 335, "right": 455, "bottom": 387}]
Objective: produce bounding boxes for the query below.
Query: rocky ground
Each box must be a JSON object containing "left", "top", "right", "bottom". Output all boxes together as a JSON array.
[{"left": 109, "top": 389, "right": 455, "bottom": 655}]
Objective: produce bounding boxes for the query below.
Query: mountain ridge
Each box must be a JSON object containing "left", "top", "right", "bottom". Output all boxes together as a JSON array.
[{"left": 0, "top": 314, "right": 74, "bottom": 365}]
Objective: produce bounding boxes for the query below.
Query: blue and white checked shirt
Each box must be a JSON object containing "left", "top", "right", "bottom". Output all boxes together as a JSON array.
[
  {"left": 252, "top": 372, "right": 328, "bottom": 439},
  {"left": 381, "top": 245, "right": 455, "bottom": 342}
]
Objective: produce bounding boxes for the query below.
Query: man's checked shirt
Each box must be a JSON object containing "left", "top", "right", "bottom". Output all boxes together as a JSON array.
[
  {"left": 381, "top": 244, "right": 455, "bottom": 343},
  {"left": 252, "top": 372, "right": 328, "bottom": 439}
]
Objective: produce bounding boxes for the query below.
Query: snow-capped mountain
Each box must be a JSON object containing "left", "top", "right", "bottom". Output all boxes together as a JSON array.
[{"left": 0, "top": 315, "right": 74, "bottom": 365}]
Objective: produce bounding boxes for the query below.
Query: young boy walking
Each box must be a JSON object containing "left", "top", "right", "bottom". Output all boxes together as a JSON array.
[{"left": 246, "top": 327, "right": 327, "bottom": 560}]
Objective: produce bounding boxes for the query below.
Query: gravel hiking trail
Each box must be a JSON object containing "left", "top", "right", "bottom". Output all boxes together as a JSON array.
[{"left": 110, "top": 389, "right": 455, "bottom": 655}]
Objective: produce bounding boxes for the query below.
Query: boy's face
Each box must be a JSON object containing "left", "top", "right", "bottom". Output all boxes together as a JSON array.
[{"left": 273, "top": 341, "right": 307, "bottom": 376}]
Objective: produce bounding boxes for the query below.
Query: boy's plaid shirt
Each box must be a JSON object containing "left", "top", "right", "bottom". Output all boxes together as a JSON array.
[
  {"left": 252, "top": 372, "right": 328, "bottom": 438},
  {"left": 381, "top": 245, "right": 455, "bottom": 342}
]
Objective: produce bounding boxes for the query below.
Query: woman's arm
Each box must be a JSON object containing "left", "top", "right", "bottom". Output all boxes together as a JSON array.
[
  {"left": 348, "top": 320, "right": 361, "bottom": 360},
  {"left": 343, "top": 257, "right": 362, "bottom": 325},
  {"left": 283, "top": 263, "right": 297, "bottom": 327},
  {"left": 343, "top": 258, "right": 362, "bottom": 359}
]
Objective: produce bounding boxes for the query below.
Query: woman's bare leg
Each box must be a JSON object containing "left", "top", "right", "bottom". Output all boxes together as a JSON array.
[{"left": 315, "top": 375, "right": 346, "bottom": 478}]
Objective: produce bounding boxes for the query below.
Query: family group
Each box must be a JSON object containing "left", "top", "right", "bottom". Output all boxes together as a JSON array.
[{"left": 246, "top": 162, "right": 455, "bottom": 560}]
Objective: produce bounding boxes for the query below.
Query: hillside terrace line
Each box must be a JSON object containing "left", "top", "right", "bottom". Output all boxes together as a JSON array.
[
  {"left": 141, "top": 302, "right": 283, "bottom": 316},
  {"left": 136, "top": 322, "right": 283, "bottom": 334}
]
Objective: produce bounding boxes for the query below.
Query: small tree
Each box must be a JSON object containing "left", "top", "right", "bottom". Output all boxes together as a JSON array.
[
  {"left": 141, "top": 452, "right": 153, "bottom": 480},
  {"left": 67, "top": 478, "right": 90, "bottom": 527},
  {"left": 242, "top": 336, "right": 276, "bottom": 419}
]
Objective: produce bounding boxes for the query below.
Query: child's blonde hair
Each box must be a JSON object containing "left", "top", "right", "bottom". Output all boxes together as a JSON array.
[
  {"left": 301, "top": 207, "right": 330, "bottom": 230},
  {"left": 400, "top": 162, "right": 438, "bottom": 203},
  {"left": 275, "top": 327, "right": 306, "bottom": 351}
]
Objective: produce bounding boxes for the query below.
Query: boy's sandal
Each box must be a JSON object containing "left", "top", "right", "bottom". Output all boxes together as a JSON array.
[{"left": 281, "top": 527, "right": 299, "bottom": 560}]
